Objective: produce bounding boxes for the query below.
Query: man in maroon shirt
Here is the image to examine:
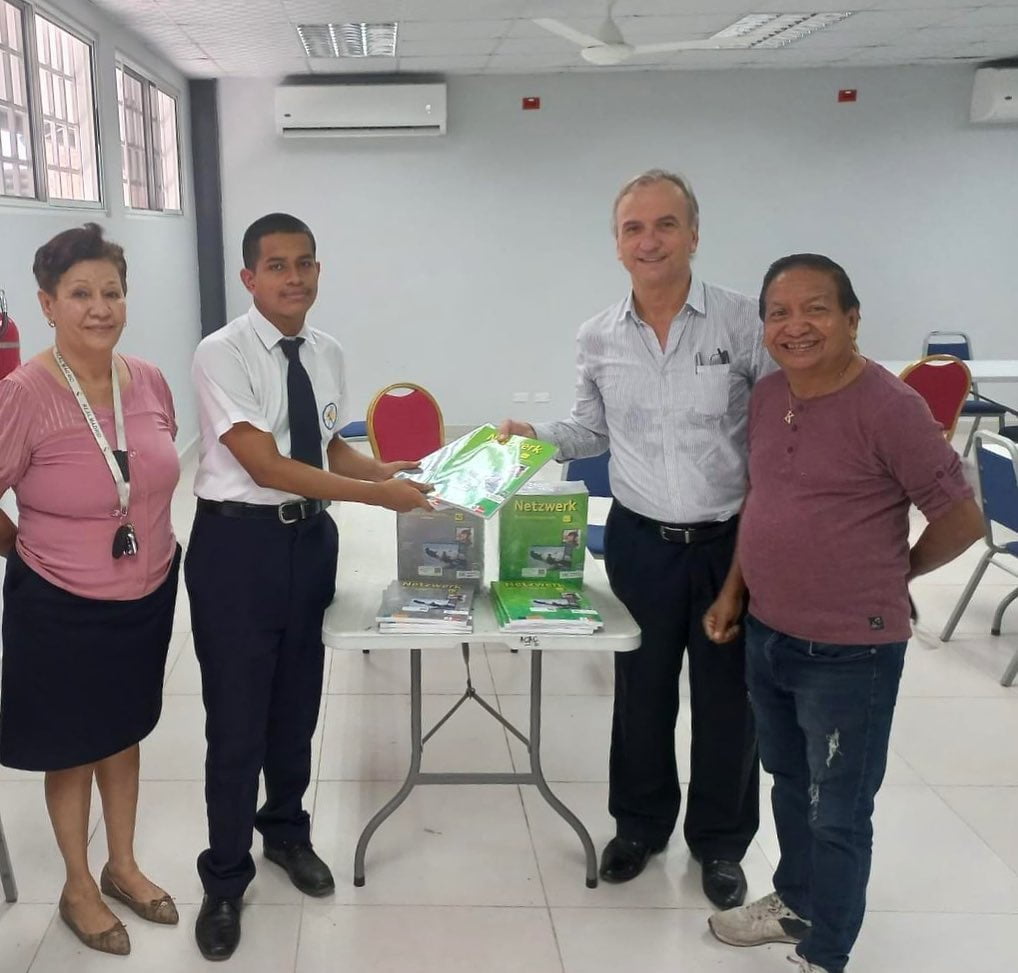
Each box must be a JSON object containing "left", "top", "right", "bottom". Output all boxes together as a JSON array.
[{"left": 702, "top": 254, "right": 983, "bottom": 973}]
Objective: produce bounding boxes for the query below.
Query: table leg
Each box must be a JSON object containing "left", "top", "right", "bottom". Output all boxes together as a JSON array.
[
  {"left": 528, "top": 650, "right": 599, "bottom": 889},
  {"left": 0, "top": 809, "right": 17, "bottom": 902},
  {"left": 353, "top": 648, "right": 423, "bottom": 886}
]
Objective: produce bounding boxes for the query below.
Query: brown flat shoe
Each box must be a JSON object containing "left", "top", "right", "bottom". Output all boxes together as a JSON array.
[
  {"left": 58, "top": 894, "right": 130, "bottom": 955},
  {"left": 100, "top": 864, "right": 179, "bottom": 925}
]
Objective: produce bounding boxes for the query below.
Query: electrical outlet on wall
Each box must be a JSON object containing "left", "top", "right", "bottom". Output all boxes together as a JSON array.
[
  {"left": 513, "top": 392, "right": 529, "bottom": 403},
  {"left": 533, "top": 392, "right": 551, "bottom": 403}
]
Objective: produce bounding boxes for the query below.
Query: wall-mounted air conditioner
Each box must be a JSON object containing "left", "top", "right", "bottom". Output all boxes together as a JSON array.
[
  {"left": 970, "top": 67, "right": 1018, "bottom": 124},
  {"left": 274, "top": 83, "right": 447, "bottom": 138}
]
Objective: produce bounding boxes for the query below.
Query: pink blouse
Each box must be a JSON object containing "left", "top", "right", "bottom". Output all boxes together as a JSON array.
[{"left": 0, "top": 357, "right": 180, "bottom": 600}]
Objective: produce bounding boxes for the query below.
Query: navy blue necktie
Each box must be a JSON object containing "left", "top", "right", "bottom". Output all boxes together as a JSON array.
[{"left": 280, "top": 338, "right": 322, "bottom": 468}]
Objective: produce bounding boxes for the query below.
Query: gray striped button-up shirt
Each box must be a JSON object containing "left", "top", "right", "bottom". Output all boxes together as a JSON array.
[{"left": 532, "top": 275, "right": 774, "bottom": 525}]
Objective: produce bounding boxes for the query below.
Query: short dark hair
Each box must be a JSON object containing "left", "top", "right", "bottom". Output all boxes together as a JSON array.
[
  {"left": 242, "top": 213, "right": 316, "bottom": 270},
  {"left": 33, "top": 223, "right": 127, "bottom": 296},
  {"left": 759, "top": 253, "right": 860, "bottom": 320}
]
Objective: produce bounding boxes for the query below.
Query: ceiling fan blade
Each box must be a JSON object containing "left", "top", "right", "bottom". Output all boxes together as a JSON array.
[
  {"left": 533, "top": 18, "right": 606, "bottom": 49},
  {"left": 631, "top": 38, "right": 754, "bottom": 55}
]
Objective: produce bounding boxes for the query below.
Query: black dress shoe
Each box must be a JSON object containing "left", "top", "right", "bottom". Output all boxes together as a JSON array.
[
  {"left": 701, "top": 859, "right": 747, "bottom": 910},
  {"left": 598, "top": 836, "right": 667, "bottom": 884},
  {"left": 195, "top": 895, "right": 242, "bottom": 962},
  {"left": 263, "top": 841, "right": 335, "bottom": 897}
]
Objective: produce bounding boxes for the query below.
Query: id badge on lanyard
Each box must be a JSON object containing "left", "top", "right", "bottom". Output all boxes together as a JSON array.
[{"left": 53, "top": 348, "right": 139, "bottom": 558}]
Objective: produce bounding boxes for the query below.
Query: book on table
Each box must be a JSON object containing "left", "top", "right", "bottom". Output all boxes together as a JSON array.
[
  {"left": 395, "top": 424, "right": 557, "bottom": 519},
  {"left": 498, "top": 481, "right": 589, "bottom": 584},
  {"left": 489, "top": 580, "right": 603, "bottom": 635},
  {"left": 375, "top": 581, "right": 475, "bottom": 634},
  {"left": 396, "top": 507, "right": 484, "bottom": 583}
]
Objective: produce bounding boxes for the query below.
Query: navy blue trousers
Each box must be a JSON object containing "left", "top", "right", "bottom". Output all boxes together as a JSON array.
[
  {"left": 604, "top": 502, "right": 759, "bottom": 859},
  {"left": 184, "top": 507, "right": 338, "bottom": 899},
  {"left": 746, "top": 614, "right": 906, "bottom": 973}
]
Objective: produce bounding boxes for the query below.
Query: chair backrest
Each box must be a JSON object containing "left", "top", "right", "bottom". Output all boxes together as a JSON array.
[
  {"left": 366, "top": 383, "right": 444, "bottom": 463},
  {"left": 898, "top": 355, "right": 971, "bottom": 439},
  {"left": 923, "top": 330, "right": 972, "bottom": 361},
  {"left": 563, "top": 451, "right": 611, "bottom": 497},
  {"left": 975, "top": 432, "right": 1018, "bottom": 537}
]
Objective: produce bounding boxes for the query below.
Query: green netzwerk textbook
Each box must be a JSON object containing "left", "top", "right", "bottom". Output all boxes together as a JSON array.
[
  {"left": 396, "top": 424, "right": 557, "bottom": 519},
  {"left": 499, "top": 481, "right": 588, "bottom": 583},
  {"left": 490, "top": 580, "right": 603, "bottom": 634},
  {"left": 396, "top": 508, "right": 484, "bottom": 584}
]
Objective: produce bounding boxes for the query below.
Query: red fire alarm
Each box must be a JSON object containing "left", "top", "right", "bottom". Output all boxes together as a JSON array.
[
  {"left": 522, "top": 96, "right": 541, "bottom": 110},
  {"left": 838, "top": 89, "right": 858, "bottom": 103}
]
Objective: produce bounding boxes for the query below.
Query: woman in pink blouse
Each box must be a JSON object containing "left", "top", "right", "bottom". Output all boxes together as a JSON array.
[{"left": 0, "top": 224, "right": 181, "bottom": 955}]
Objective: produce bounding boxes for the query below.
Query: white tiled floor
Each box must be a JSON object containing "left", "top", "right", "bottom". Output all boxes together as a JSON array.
[{"left": 2, "top": 430, "right": 1018, "bottom": 972}]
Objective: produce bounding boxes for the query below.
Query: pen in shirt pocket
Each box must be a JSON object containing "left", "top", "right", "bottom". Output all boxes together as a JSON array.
[{"left": 707, "top": 348, "right": 730, "bottom": 365}]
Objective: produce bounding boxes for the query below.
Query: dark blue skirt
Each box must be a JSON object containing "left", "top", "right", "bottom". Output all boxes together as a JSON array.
[{"left": 0, "top": 544, "right": 181, "bottom": 771}]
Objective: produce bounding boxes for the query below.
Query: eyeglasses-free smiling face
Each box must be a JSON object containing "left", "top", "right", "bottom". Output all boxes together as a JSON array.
[
  {"left": 762, "top": 267, "right": 859, "bottom": 377},
  {"left": 614, "top": 180, "right": 699, "bottom": 291},
  {"left": 38, "top": 259, "right": 127, "bottom": 358},
  {"left": 240, "top": 232, "right": 320, "bottom": 332}
]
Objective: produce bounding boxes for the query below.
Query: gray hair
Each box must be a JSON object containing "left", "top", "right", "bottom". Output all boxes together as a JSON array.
[{"left": 611, "top": 169, "right": 700, "bottom": 235}]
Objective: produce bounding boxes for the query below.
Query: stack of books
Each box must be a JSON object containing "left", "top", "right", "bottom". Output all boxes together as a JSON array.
[
  {"left": 377, "top": 424, "right": 561, "bottom": 635},
  {"left": 490, "top": 580, "right": 604, "bottom": 635},
  {"left": 375, "top": 581, "right": 475, "bottom": 634}
]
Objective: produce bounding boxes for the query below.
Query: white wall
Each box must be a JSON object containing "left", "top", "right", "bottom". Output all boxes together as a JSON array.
[
  {"left": 217, "top": 67, "right": 1018, "bottom": 425},
  {"left": 0, "top": 0, "right": 201, "bottom": 445}
]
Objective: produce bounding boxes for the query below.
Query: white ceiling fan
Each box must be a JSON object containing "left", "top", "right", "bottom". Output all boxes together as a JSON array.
[
  {"left": 533, "top": 1, "right": 735, "bottom": 66},
  {"left": 533, "top": 4, "right": 853, "bottom": 66}
]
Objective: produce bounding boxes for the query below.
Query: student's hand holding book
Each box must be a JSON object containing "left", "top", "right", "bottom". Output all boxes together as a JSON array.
[
  {"left": 376, "top": 459, "right": 424, "bottom": 480},
  {"left": 372, "top": 477, "right": 433, "bottom": 513}
]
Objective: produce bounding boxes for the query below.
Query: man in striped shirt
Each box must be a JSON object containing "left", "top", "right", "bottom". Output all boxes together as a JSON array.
[{"left": 499, "top": 169, "right": 771, "bottom": 908}]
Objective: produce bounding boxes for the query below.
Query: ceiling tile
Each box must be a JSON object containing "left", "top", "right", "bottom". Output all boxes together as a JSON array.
[
  {"left": 399, "top": 36, "right": 500, "bottom": 56},
  {"left": 305, "top": 58, "right": 402, "bottom": 74},
  {"left": 398, "top": 54, "right": 491, "bottom": 71},
  {"left": 398, "top": 19, "right": 513, "bottom": 39},
  {"left": 941, "top": 6, "right": 1018, "bottom": 27},
  {"left": 399, "top": 0, "right": 523, "bottom": 21}
]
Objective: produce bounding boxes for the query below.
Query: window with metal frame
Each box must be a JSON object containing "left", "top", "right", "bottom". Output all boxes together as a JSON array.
[
  {"left": 116, "top": 63, "right": 181, "bottom": 212},
  {"left": 116, "top": 64, "right": 147, "bottom": 207},
  {"left": 34, "top": 12, "right": 99, "bottom": 202},
  {"left": 0, "top": 0, "right": 35, "bottom": 198},
  {"left": 151, "top": 86, "right": 180, "bottom": 210}
]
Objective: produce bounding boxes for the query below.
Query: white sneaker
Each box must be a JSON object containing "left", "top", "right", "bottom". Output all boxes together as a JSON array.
[
  {"left": 708, "top": 891, "right": 810, "bottom": 947},
  {"left": 788, "top": 950, "right": 831, "bottom": 973}
]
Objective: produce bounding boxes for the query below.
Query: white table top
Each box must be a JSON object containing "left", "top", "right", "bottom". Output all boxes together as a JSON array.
[
  {"left": 879, "top": 360, "right": 1018, "bottom": 383},
  {"left": 322, "top": 498, "right": 640, "bottom": 653}
]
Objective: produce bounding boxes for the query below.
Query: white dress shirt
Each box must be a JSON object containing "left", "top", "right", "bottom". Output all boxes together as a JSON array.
[
  {"left": 532, "top": 275, "right": 774, "bottom": 525},
  {"left": 192, "top": 304, "right": 348, "bottom": 504}
]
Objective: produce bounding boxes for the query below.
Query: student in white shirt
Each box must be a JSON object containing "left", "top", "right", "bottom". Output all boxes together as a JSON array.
[{"left": 186, "top": 213, "right": 430, "bottom": 962}]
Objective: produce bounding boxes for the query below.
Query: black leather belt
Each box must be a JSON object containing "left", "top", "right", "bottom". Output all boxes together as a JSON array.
[
  {"left": 617, "top": 503, "right": 738, "bottom": 544},
  {"left": 197, "top": 497, "right": 330, "bottom": 525}
]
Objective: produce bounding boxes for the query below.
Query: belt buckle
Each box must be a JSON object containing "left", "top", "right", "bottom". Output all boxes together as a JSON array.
[
  {"left": 659, "top": 525, "right": 695, "bottom": 544},
  {"left": 278, "top": 501, "right": 301, "bottom": 525}
]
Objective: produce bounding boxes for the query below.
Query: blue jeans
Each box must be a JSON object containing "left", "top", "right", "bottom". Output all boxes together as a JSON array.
[{"left": 745, "top": 615, "right": 906, "bottom": 973}]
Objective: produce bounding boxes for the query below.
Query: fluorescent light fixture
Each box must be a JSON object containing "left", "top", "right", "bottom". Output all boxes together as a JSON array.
[
  {"left": 713, "top": 12, "right": 853, "bottom": 48},
  {"left": 296, "top": 23, "right": 399, "bottom": 58}
]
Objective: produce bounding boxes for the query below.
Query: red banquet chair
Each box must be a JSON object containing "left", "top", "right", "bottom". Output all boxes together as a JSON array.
[
  {"left": 366, "top": 382, "right": 444, "bottom": 463},
  {"left": 898, "top": 354, "right": 972, "bottom": 441}
]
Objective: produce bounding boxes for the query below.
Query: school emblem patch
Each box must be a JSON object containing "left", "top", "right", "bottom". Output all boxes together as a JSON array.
[{"left": 322, "top": 402, "right": 338, "bottom": 430}]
